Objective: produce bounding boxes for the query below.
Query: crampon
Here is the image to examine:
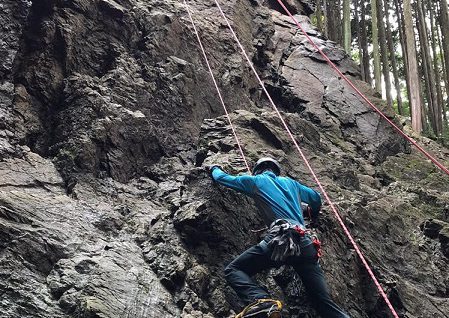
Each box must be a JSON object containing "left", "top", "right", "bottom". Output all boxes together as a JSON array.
[{"left": 235, "top": 299, "right": 283, "bottom": 318}]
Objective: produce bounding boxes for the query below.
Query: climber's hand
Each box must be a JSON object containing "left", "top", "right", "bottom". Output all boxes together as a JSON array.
[{"left": 208, "top": 165, "right": 222, "bottom": 178}]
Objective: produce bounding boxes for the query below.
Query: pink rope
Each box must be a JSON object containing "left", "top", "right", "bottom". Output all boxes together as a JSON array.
[
  {"left": 275, "top": 0, "right": 449, "bottom": 177},
  {"left": 213, "top": 0, "right": 400, "bottom": 317},
  {"left": 183, "top": 0, "right": 251, "bottom": 173}
]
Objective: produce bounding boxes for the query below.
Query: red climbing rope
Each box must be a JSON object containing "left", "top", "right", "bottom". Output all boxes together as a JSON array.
[
  {"left": 183, "top": 0, "right": 251, "bottom": 173},
  {"left": 275, "top": 0, "right": 449, "bottom": 178},
  {"left": 212, "top": 0, "right": 400, "bottom": 317}
]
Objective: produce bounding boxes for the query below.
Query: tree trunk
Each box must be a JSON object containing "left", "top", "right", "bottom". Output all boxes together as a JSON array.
[
  {"left": 377, "top": 0, "right": 393, "bottom": 108},
  {"left": 343, "top": 0, "right": 351, "bottom": 53},
  {"left": 440, "top": 0, "right": 449, "bottom": 89},
  {"left": 360, "top": 0, "right": 372, "bottom": 85},
  {"left": 336, "top": 0, "right": 343, "bottom": 46},
  {"left": 417, "top": 3, "right": 435, "bottom": 134},
  {"left": 323, "top": 0, "right": 329, "bottom": 38},
  {"left": 436, "top": 2, "right": 449, "bottom": 97},
  {"left": 439, "top": 0, "right": 449, "bottom": 124},
  {"left": 316, "top": 0, "right": 324, "bottom": 34},
  {"left": 404, "top": 0, "right": 423, "bottom": 133},
  {"left": 355, "top": 0, "right": 366, "bottom": 80},
  {"left": 371, "top": 0, "right": 382, "bottom": 93},
  {"left": 384, "top": 0, "right": 403, "bottom": 114},
  {"left": 420, "top": 71, "right": 429, "bottom": 132},
  {"left": 326, "top": 0, "right": 339, "bottom": 42},
  {"left": 394, "top": 0, "right": 411, "bottom": 105},
  {"left": 417, "top": 0, "right": 441, "bottom": 135},
  {"left": 429, "top": 1, "right": 446, "bottom": 124}
]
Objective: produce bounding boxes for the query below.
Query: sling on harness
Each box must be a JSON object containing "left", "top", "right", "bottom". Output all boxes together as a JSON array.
[
  {"left": 267, "top": 219, "right": 322, "bottom": 262},
  {"left": 311, "top": 233, "right": 322, "bottom": 258},
  {"left": 267, "top": 219, "right": 302, "bottom": 262}
]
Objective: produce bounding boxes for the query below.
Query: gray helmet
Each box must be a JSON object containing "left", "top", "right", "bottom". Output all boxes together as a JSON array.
[{"left": 252, "top": 157, "right": 281, "bottom": 176}]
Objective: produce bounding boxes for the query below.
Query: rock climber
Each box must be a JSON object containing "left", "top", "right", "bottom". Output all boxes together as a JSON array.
[{"left": 209, "top": 157, "right": 350, "bottom": 318}]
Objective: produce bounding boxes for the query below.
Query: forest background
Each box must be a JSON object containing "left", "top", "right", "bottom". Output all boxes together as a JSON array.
[{"left": 313, "top": 0, "right": 449, "bottom": 143}]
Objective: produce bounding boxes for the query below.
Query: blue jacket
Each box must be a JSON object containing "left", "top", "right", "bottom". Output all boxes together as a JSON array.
[{"left": 211, "top": 167, "right": 321, "bottom": 228}]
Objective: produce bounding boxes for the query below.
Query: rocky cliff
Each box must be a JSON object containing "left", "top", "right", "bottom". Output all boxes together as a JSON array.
[{"left": 1, "top": 0, "right": 449, "bottom": 317}]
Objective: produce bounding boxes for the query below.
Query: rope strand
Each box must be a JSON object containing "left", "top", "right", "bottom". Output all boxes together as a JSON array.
[{"left": 183, "top": 0, "right": 251, "bottom": 173}]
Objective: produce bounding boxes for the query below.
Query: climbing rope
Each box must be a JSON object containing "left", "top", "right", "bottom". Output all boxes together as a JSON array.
[
  {"left": 183, "top": 0, "right": 251, "bottom": 173},
  {"left": 275, "top": 0, "right": 449, "bottom": 178},
  {"left": 211, "top": 0, "right": 400, "bottom": 317}
]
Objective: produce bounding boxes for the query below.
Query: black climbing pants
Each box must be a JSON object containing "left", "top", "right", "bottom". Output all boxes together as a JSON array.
[{"left": 224, "top": 238, "right": 350, "bottom": 318}]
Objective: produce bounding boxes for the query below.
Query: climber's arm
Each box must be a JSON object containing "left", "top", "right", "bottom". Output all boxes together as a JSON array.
[
  {"left": 297, "top": 181, "right": 322, "bottom": 221},
  {"left": 210, "top": 166, "right": 256, "bottom": 196}
]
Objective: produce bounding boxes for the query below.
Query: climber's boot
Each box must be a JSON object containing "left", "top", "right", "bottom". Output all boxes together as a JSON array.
[{"left": 235, "top": 299, "right": 283, "bottom": 318}]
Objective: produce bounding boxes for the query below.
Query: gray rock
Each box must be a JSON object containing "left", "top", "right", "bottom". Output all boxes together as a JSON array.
[{"left": 1, "top": 0, "right": 448, "bottom": 317}]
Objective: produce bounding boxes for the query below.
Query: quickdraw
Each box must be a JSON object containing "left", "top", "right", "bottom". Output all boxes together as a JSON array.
[
  {"left": 312, "top": 235, "right": 323, "bottom": 258},
  {"left": 293, "top": 225, "right": 322, "bottom": 258}
]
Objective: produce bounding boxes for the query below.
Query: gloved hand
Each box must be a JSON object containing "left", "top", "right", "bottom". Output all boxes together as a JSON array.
[
  {"left": 302, "top": 203, "right": 320, "bottom": 228},
  {"left": 301, "top": 203, "right": 312, "bottom": 218},
  {"left": 207, "top": 165, "right": 222, "bottom": 178},
  {"left": 309, "top": 215, "right": 320, "bottom": 228}
]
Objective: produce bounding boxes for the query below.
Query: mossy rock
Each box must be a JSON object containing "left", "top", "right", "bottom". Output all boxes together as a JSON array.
[{"left": 381, "top": 153, "right": 448, "bottom": 190}]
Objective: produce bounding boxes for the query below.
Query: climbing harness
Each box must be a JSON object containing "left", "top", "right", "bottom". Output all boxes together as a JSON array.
[
  {"left": 235, "top": 299, "right": 283, "bottom": 318},
  {"left": 183, "top": 1, "right": 404, "bottom": 317},
  {"left": 267, "top": 219, "right": 322, "bottom": 261}
]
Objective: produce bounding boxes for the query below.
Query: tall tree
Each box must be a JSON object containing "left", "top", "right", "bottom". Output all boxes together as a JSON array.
[
  {"left": 355, "top": 0, "right": 366, "bottom": 80},
  {"left": 326, "top": 0, "right": 339, "bottom": 43},
  {"left": 440, "top": 0, "right": 449, "bottom": 88},
  {"left": 384, "top": 0, "right": 403, "bottom": 114},
  {"left": 429, "top": 1, "right": 446, "bottom": 124},
  {"left": 359, "top": 0, "right": 372, "bottom": 85},
  {"left": 371, "top": 0, "right": 382, "bottom": 93},
  {"left": 323, "top": 0, "right": 329, "bottom": 38},
  {"left": 417, "top": 0, "right": 442, "bottom": 135},
  {"left": 439, "top": 0, "right": 449, "bottom": 124},
  {"left": 316, "top": 0, "right": 324, "bottom": 34},
  {"left": 416, "top": 0, "right": 438, "bottom": 134},
  {"left": 343, "top": 0, "right": 351, "bottom": 53},
  {"left": 404, "top": 0, "right": 423, "bottom": 132},
  {"left": 336, "top": 0, "right": 343, "bottom": 45},
  {"left": 394, "top": 0, "right": 412, "bottom": 105},
  {"left": 377, "top": 0, "right": 393, "bottom": 108},
  {"left": 436, "top": 2, "right": 449, "bottom": 98}
]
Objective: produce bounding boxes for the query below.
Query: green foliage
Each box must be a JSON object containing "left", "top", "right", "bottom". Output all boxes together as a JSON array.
[
  {"left": 420, "top": 116, "right": 449, "bottom": 147},
  {"left": 395, "top": 54, "right": 407, "bottom": 78},
  {"left": 310, "top": 14, "right": 325, "bottom": 29},
  {"left": 351, "top": 51, "right": 361, "bottom": 64},
  {"left": 393, "top": 99, "right": 410, "bottom": 116},
  {"left": 393, "top": 83, "right": 411, "bottom": 116},
  {"left": 422, "top": 126, "right": 436, "bottom": 140},
  {"left": 311, "top": 14, "right": 318, "bottom": 27}
]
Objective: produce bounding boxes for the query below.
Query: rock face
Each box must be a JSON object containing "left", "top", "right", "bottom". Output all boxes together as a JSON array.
[{"left": 1, "top": 0, "right": 448, "bottom": 317}]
